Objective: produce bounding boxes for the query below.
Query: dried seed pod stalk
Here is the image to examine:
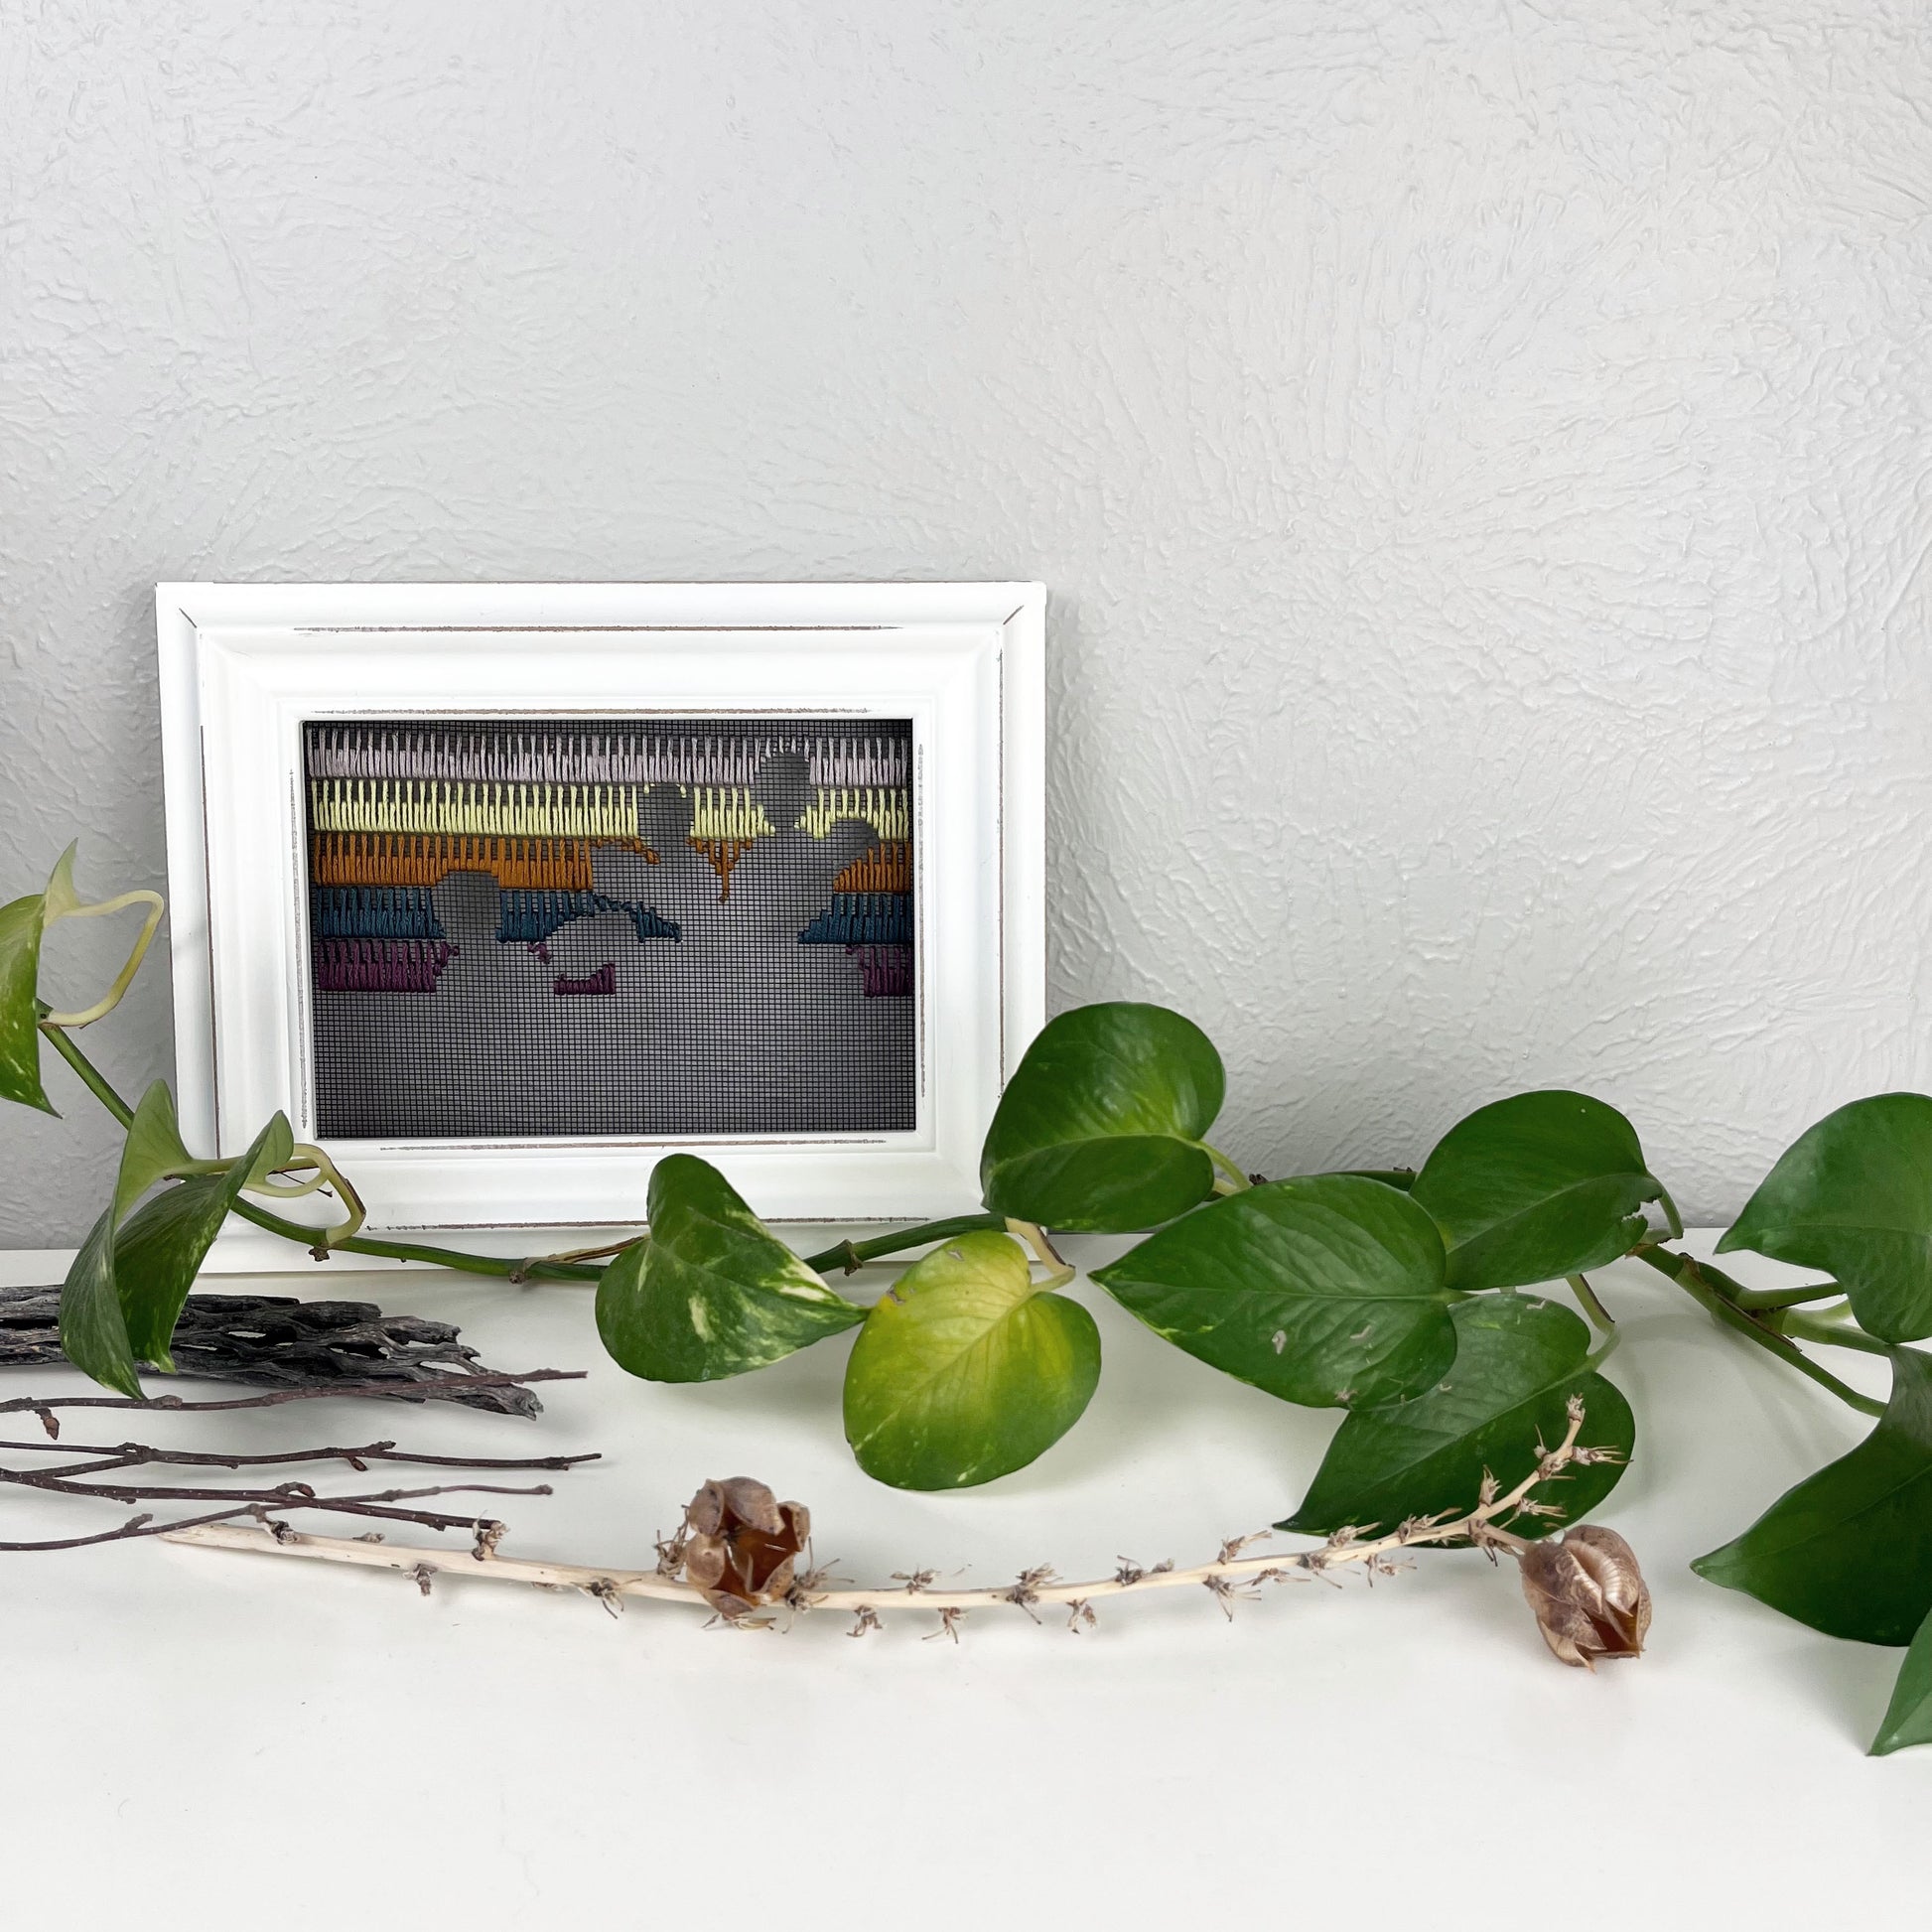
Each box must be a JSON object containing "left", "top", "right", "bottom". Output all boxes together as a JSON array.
[
  {"left": 1516, "top": 1524, "right": 1651, "bottom": 1669},
  {"left": 170, "top": 1402, "right": 1645, "bottom": 1667},
  {"left": 681, "top": 1476, "right": 811, "bottom": 1620}
]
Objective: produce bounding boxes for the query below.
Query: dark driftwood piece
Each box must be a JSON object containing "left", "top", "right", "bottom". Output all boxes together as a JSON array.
[{"left": 0, "top": 1286, "right": 546, "bottom": 1416}]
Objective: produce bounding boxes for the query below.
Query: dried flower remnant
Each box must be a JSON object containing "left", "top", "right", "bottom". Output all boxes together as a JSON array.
[
  {"left": 680, "top": 1476, "right": 811, "bottom": 1620},
  {"left": 1516, "top": 1524, "right": 1651, "bottom": 1670}
]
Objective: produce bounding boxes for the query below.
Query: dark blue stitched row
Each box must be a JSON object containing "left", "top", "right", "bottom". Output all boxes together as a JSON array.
[
  {"left": 797, "top": 893, "right": 913, "bottom": 946},
  {"left": 495, "top": 889, "right": 680, "bottom": 945},
  {"left": 311, "top": 887, "right": 447, "bottom": 940}
]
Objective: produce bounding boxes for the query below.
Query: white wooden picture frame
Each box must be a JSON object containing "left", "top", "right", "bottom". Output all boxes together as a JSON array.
[{"left": 156, "top": 583, "right": 1043, "bottom": 1266}]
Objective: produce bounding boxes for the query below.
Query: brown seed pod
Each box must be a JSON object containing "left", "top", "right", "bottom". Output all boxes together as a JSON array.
[
  {"left": 1517, "top": 1524, "right": 1651, "bottom": 1670},
  {"left": 680, "top": 1477, "right": 811, "bottom": 1620}
]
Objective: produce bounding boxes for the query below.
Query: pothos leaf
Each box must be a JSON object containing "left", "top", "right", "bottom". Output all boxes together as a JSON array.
[
  {"left": 596, "top": 1154, "right": 861, "bottom": 1382},
  {"left": 1280, "top": 1293, "right": 1635, "bottom": 1540},
  {"left": 1410, "top": 1090, "right": 1665, "bottom": 1291},
  {"left": 0, "top": 889, "right": 53, "bottom": 1113},
  {"left": 1870, "top": 1604, "right": 1932, "bottom": 1756},
  {"left": 1719, "top": 1093, "right": 1932, "bottom": 1343},
  {"left": 1, "top": 842, "right": 99, "bottom": 1115},
  {"left": 40, "top": 841, "right": 85, "bottom": 922},
  {"left": 980, "top": 1003, "right": 1226, "bottom": 1232},
  {"left": 59, "top": 1111, "right": 287, "bottom": 1389},
  {"left": 1091, "top": 1174, "right": 1456, "bottom": 1408},
  {"left": 58, "top": 1208, "right": 139, "bottom": 1398},
  {"left": 116, "top": 1115, "right": 288, "bottom": 1371},
  {"left": 1694, "top": 1345, "right": 1932, "bottom": 1645},
  {"left": 113, "top": 1081, "right": 197, "bottom": 1224},
  {"left": 843, "top": 1230, "right": 1101, "bottom": 1490}
]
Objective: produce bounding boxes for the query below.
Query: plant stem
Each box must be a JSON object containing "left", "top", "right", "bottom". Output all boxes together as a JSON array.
[
  {"left": 1006, "top": 1220, "right": 1077, "bottom": 1292},
  {"left": 1633, "top": 1246, "right": 1883, "bottom": 1419},
  {"left": 40, "top": 1022, "right": 602, "bottom": 1284},
  {"left": 526, "top": 1235, "right": 644, "bottom": 1268},
  {"left": 800, "top": 1215, "right": 1007, "bottom": 1275},
  {"left": 38, "top": 1020, "right": 135, "bottom": 1126},
  {"left": 1199, "top": 1141, "right": 1252, "bottom": 1191},
  {"left": 1777, "top": 1311, "right": 1891, "bottom": 1357},
  {"left": 1340, "top": 1168, "right": 1417, "bottom": 1190},
  {"left": 39, "top": 888, "right": 166, "bottom": 1028},
  {"left": 43, "top": 1019, "right": 994, "bottom": 1291},
  {"left": 1654, "top": 1183, "right": 1685, "bottom": 1241},
  {"left": 227, "top": 1198, "right": 604, "bottom": 1283},
  {"left": 1728, "top": 1281, "right": 1846, "bottom": 1312},
  {"left": 1567, "top": 1272, "right": 1615, "bottom": 1331}
]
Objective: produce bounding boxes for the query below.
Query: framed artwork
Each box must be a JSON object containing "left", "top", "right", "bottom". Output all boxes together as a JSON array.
[{"left": 156, "top": 583, "right": 1043, "bottom": 1262}]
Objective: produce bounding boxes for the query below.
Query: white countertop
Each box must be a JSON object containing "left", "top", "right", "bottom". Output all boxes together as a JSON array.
[{"left": 0, "top": 1235, "right": 1920, "bottom": 1929}]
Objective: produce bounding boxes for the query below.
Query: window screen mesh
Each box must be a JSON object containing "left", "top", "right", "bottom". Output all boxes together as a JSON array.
[{"left": 302, "top": 718, "right": 916, "bottom": 1140}]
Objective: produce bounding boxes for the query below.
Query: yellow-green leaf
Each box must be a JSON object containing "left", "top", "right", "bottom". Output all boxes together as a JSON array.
[{"left": 843, "top": 1231, "right": 1101, "bottom": 1490}]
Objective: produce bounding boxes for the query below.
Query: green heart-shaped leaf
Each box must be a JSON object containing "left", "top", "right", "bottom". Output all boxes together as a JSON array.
[
  {"left": 1280, "top": 1293, "right": 1634, "bottom": 1538},
  {"left": 0, "top": 888, "right": 53, "bottom": 1113},
  {"left": 843, "top": 1230, "right": 1101, "bottom": 1490},
  {"left": 1694, "top": 1345, "right": 1932, "bottom": 1644},
  {"left": 980, "top": 1003, "right": 1226, "bottom": 1232},
  {"left": 1871, "top": 1604, "right": 1932, "bottom": 1756},
  {"left": 1091, "top": 1174, "right": 1456, "bottom": 1409},
  {"left": 1718, "top": 1094, "right": 1932, "bottom": 1343},
  {"left": 596, "top": 1154, "right": 861, "bottom": 1382},
  {"left": 1411, "top": 1090, "right": 1666, "bottom": 1291}
]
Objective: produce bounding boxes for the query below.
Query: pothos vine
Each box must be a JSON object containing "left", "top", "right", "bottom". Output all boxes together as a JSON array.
[{"left": 7, "top": 842, "right": 1932, "bottom": 1752}]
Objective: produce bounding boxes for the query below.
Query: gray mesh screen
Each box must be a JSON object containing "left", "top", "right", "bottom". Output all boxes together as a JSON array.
[{"left": 302, "top": 718, "right": 916, "bottom": 1140}]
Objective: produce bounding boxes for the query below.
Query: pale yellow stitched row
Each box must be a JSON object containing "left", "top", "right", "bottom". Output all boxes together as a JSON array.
[
  {"left": 798, "top": 787, "right": 910, "bottom": 843},
  {"left": 686, "top": 787, "right": 777, "bottom": 843},
  {"left": 309, "top": 780, "right": 641, "bottom": 840}
]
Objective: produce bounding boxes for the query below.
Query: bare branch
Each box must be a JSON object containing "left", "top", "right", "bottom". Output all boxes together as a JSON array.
[{"left": 0, "top": 1437, "right": 598, "bottom": 1473}]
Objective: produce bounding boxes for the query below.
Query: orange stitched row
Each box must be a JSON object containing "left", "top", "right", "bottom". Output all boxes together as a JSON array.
[
  {"left": 311, "top": 833, "right": 656, "bottom": 891},
  {"left": 833, "top": 841, "right": 912, "bottom": 895}
]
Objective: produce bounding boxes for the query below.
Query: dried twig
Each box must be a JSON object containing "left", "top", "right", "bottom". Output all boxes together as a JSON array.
[
  {"left": 0, "top": 1431, "right": 597, "bottom": 1553},
  {"left": 0, "top": 1437, "right": 596, "bottom": 1472}
]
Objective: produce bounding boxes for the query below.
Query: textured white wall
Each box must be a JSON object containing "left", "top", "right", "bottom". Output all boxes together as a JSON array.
[{"left": 4, "top": 1, "right": 1930, "bottom": 1242}]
